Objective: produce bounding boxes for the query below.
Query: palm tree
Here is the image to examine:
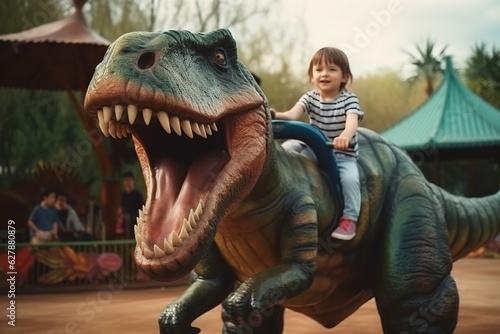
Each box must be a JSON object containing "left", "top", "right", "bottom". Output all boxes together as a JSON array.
[
  {"left": 405, "top": 38, "right": 448, "bottom": 96},
  {"left": 464, "top": 43, "right": 500, "bottom": 107}
]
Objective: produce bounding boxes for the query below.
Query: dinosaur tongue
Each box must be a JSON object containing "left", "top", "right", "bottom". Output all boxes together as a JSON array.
[{"left": 147, "top": 148, "right": 229, "bottom": 243}]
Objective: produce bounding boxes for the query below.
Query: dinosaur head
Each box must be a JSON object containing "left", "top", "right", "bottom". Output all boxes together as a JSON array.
[{"left": 84, "top": 29, "right": 270, "bottom": 281}]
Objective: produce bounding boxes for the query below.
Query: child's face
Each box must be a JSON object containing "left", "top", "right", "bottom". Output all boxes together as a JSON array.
[
  {"left": 310, "top": 60, "right": 347, "bottom": 97},
  {"left": 44, "top": 192, "right": 57, "bottom": 207}
]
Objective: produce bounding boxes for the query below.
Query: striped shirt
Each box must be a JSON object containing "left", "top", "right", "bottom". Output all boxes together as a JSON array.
[{"left": 297, "top": 90, "right": 364, "bottom": 158}]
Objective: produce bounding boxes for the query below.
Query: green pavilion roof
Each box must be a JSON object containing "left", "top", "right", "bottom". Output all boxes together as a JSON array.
[{"left": 381, "top": 56, "right": 500, "bottom": 151}]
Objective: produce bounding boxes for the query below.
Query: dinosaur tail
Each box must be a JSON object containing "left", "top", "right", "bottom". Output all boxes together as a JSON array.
[{"left": 430, "top": 185, "right": 500, "bottom": 261}]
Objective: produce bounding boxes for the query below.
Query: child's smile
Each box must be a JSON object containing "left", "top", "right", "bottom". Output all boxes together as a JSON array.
[{"left": 311, "top": 61, "right": 346, "bottom": 99}]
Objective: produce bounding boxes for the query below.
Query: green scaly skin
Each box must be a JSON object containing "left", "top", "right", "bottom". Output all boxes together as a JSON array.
[{"left": 84, "top": 29, "right": 500, "bottom": 334}]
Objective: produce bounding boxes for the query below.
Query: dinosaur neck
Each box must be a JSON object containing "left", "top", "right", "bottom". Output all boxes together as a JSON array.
[{"left": 221, "top": 140, "right": 285, "bottom": 226}]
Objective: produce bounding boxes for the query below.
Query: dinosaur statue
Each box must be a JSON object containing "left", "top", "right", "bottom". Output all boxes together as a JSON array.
[{"left": 84, "top": 28, "right": 500, "bottom": 333}]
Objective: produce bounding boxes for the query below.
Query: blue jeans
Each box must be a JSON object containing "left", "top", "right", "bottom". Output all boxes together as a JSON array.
[{"left": 336, "top": 155, "right": 361, "bottom": 221}]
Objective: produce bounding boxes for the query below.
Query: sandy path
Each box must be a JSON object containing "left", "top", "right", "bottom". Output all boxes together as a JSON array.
[{"left": 2, "top": 258, "right": 499, "bottom": 333}]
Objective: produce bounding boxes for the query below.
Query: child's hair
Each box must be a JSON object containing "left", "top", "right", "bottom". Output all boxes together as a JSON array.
[
  {"left": 307, "top": 47, "right": 353, "bottom": 91},
  {"left": 41, "top": 188, "right": 57, "bottom": 200}
]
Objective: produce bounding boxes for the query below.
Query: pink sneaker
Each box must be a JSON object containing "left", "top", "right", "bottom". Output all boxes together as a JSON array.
[{"left": 331, "top": 217, "right": 356, "bottom": 240}]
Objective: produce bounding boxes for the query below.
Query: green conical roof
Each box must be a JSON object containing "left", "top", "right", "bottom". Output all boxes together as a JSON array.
[{"left": 381, "top": 56, "right": 500, "bottom": 150}]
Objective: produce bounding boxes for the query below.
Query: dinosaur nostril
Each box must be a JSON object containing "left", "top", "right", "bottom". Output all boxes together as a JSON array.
[{"left": 137, "top": 52, "right": 156, "bottom": 70}]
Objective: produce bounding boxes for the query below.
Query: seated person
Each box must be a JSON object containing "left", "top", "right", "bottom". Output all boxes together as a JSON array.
[
  {"left": 55, "top": 193, "right": 88, "bottom": 241},
  {"left": 28, "top": 189, "right": 59, "bottom": 243}
]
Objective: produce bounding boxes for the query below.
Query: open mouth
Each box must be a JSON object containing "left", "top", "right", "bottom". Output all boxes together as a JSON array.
[{"left": 86, "top": 93, "right": 267, "bottom": 280}]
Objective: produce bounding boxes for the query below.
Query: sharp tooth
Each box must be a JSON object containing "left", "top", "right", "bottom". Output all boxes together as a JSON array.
[
  {"left": 180, "top": 119, "right": 193, "bottom": 138},
  {"left": 139, "top": 209, "right": 146, "bottom": 221},
  {"left": 143, "top": 108, "right": 152, "bottom": 125},
  {"left": 115, "top": 124, "right": 122, "bottom": 138},
  {"left": 163, "top": 238, "right": 175, "bottom": 254},
  {"left": 121, "top": 124, "right": 128, "bottom": 137},
  {"left": 97, "top": 109, "right": 104, "bottom": 123},
  {"left": 108, "top": 120, "right": 117, "bottom": 138},
  {"left": 196, "top": 201, "right": 203, "bottom": 215},
  {"left": 136, "top": 217, "right": 144, "bottom": 231},
  {"left": 128, "top": 105, "right": 138, "bottom": 124},
  {"left": 205, "top": 124, "right": 212, "bottom": 136},
  {"left": 142, "top": 243, "right": 153, "bottom": 259},
  {"left": 153, "top": 244, "right": 165, "bottom": 257},
  {"left": 142, "top": 204, "right": 148, "bottom": 215},
  {"left": 170, "top": 232, "right": 182, "bottom": 246},
  {"left": 189, "top": 212, "right": 197, "bottom": 228},
  {"left": 179, "top": 226, "right": 189, "bottom": 239},
  {"left": 135, "top": 228, "right": 144, "bottom": 245},
  {"left": 199, "top": 123, "right": 207, "bottom": 138},
  {"left": 134, "top": 224, "right": 140, "bottom": 236},
  {"left": 170, "top": 116, "right": 182, "bottom": 136},
  {"left": 157, "top": 112, "right": 171, "bottom": 133},
  {"left": 190, "top": 208, "right": 198, "bottom": 222},
  {"left": 183, "top": 218, "right": 193, "bottom": 233},
  {"left": 98, "top": 120, "right": 109, "bottom": 137},
  {"left": 210, "top": 123, "right": 218, "bottom": 131},
  {"left": 103, "top": 106, "right": 112, "bottom": 123},
  {"left": 191, "top": 122, "right": 202, "bottom": 136},
  {"left": 115, "top": 105, "right": 124, "bottom": 121}
]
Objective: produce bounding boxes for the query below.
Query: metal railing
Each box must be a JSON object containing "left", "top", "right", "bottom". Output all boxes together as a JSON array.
[{"left": 0, "top": 240, "right": 187, "bottom": 292}]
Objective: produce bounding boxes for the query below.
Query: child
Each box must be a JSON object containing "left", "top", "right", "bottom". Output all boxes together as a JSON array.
[{"left": 271, "top": 47, "right": 363, "bottom": 241}]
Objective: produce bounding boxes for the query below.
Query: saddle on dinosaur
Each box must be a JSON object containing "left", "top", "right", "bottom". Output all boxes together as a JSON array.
[{"left": 84, "top": 28, "right": 500, "bottom": 334}]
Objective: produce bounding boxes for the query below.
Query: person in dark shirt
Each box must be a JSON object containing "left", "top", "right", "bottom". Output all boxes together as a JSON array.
[
  {"left": 55, "top": 193, "right": 88, "bottom": 241},
  {"left": 120, "top": 172, "right": 144, "bottom": 239},
  {"left": 28, "top": 189, "right": 59, "bottom": 243}
]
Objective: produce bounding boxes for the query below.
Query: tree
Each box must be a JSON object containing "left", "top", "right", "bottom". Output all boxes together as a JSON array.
[
  {"left": 0, "top": 0, "right": 69, "bottom": 34},
  {"left": 154, "top": 0, "right": 278, "bottom": 33},
  {"left": 464, "top": 43, "right": 500, "bottom": 107},
  {"left": 0, "top": 0, "right": 152, "bottom": 237},
  {"left": 404, "top": 38, "right": 447, "bottom": 96},
  {"left": 85, "top": 0, "right": 152, "bottom": 41},
  {"left": 0, "top": 0, "right": 77, "bottom": 186}
]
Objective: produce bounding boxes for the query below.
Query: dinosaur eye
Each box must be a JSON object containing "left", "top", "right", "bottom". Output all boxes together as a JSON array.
[{"left": 211, "top": 48, "right": 228, "bottom": 69}]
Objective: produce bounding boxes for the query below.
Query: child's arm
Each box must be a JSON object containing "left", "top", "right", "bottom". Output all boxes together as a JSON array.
[
  {"left": 333, "top": 113, "right": 359, "bottom": 151},
  {"left": 28, "top": 220, "right": 38, "bottom": 233},
  {"left": 270, "top": 104, "right": 304, "bottom": 120},
  {"left": 51, "top": 222, "right": 59, "bottom": 241}
]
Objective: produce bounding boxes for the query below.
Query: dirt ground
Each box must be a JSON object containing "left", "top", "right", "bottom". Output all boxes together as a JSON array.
[{"left": 2, "top": 258, "right": 499, "bottom": 334}]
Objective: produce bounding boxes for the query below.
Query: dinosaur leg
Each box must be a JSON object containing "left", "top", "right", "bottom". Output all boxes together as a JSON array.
[
  {"left": 220, "top": 200, "right": 319, "bottom": 334},
  {"left": 158, "top": 244, "right": 236, "bottom": 334},
  {"left": 375, "top": 179, "right": 458, "bottom": 333}
]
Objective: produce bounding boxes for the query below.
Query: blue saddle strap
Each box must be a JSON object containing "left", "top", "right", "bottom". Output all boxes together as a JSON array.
[{"left": 272, "top": 120, "right": 344, "bottom": 227}]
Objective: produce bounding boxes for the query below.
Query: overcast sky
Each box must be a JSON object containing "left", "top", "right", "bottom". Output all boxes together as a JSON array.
[{"left": 281, "top": 0, "right": 500, "bottom": 76}]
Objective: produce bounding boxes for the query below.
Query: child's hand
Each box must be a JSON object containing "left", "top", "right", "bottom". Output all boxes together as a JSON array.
[
  {"left": 333, "top": 136, "right": 351, "bottom": 151},
  {"left": 269, "top": 108, "right": 277, "bottom": 119}
]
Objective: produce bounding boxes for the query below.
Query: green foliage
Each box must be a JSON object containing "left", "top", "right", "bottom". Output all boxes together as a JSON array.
[
  {"left": 235, "top": 13, "right": 310, "bottom": 116},
  {"left": 464, "top": 43, "right": 500, "bottom": 107},
  {"left": 404, "top": 38, "right": 447, "bottom": 96},
  {"left": 84, "top": 0, "right": 152, "bottom": 41},
  {"left": 0, "top": 90, "right": 89, "bottom": 186},
  {"left": 0, "top": 0, "right": 69, "bottom": 34},
  {"left": 349, "top": 69, "right": 428, "bottom": 132}
]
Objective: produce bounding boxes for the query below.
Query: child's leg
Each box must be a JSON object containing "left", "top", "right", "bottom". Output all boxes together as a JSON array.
[
  {"left": 331, "top": 156, "right": 360, "bottom": 240},
  {"left": 336, "top": 156, "right": 361, "bottom": 221}
]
